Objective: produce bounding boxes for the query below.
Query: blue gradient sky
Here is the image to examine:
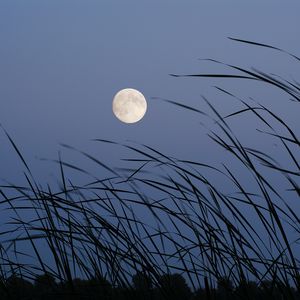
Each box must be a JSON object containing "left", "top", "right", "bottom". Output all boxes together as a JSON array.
[
  {"left": 0, "top": 0, "right": 299, "bottom": 185},
  {"left": 0, "top": 1, "right": 300, "bottom": 284}
]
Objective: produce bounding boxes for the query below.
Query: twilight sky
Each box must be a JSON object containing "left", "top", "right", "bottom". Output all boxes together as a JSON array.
[{"left": 0, "top": 0, "right": 299, "bottom": 186}]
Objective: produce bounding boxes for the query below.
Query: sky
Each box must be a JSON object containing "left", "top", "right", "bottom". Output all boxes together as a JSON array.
[
  {"left": 0, "top": 0, "right": 299, "bottom": 186},
  {"left": 0, "top": 0, "right": 300, "bottom": 284}
]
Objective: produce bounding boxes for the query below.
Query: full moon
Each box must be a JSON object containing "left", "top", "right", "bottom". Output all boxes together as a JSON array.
[{"left": 112, "top": 88, "right": 147, "bottom": 124}]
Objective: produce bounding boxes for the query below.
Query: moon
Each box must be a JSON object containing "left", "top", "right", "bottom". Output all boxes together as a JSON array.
[{"left": 112, "top": 88, "right": 147, "bottom": 124}]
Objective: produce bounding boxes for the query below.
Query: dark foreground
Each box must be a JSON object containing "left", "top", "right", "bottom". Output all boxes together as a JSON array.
[{"left": 1, "top": 272, "right": 299, "bottom": 300}]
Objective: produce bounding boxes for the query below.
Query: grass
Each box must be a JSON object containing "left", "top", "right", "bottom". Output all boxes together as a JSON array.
[{"left": 0, "top": 38, "right": 299, "bottom": 299}]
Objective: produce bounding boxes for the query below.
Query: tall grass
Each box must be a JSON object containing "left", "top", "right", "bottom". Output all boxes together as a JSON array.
[{"left": 0, "top": 38, "right": 299, "bottom": 299}]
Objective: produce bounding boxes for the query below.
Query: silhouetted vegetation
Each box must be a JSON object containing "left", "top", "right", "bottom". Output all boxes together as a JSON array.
[
  {"left": 0, "top": 38, "right": 299, "bottom": 299},
  {"left": 1, "top": 272, "right": 300, "bottom": 299}
]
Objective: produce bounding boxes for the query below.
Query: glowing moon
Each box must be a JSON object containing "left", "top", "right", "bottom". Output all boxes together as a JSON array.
[{"left": 112, "top": 88, "right": 147, "bottom": 123}]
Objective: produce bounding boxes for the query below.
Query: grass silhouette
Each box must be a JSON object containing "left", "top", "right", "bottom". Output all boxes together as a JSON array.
[{"left": 0, "top": 38, "right": 299, "bottom": 299}]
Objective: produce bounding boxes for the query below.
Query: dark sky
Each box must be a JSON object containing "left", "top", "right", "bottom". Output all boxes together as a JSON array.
[
  {"left": 0, "top": 1, "right": 300, "bottom": 284},
  {"left": 0, "top": 0, "right": 299, "bottom": 185}
]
